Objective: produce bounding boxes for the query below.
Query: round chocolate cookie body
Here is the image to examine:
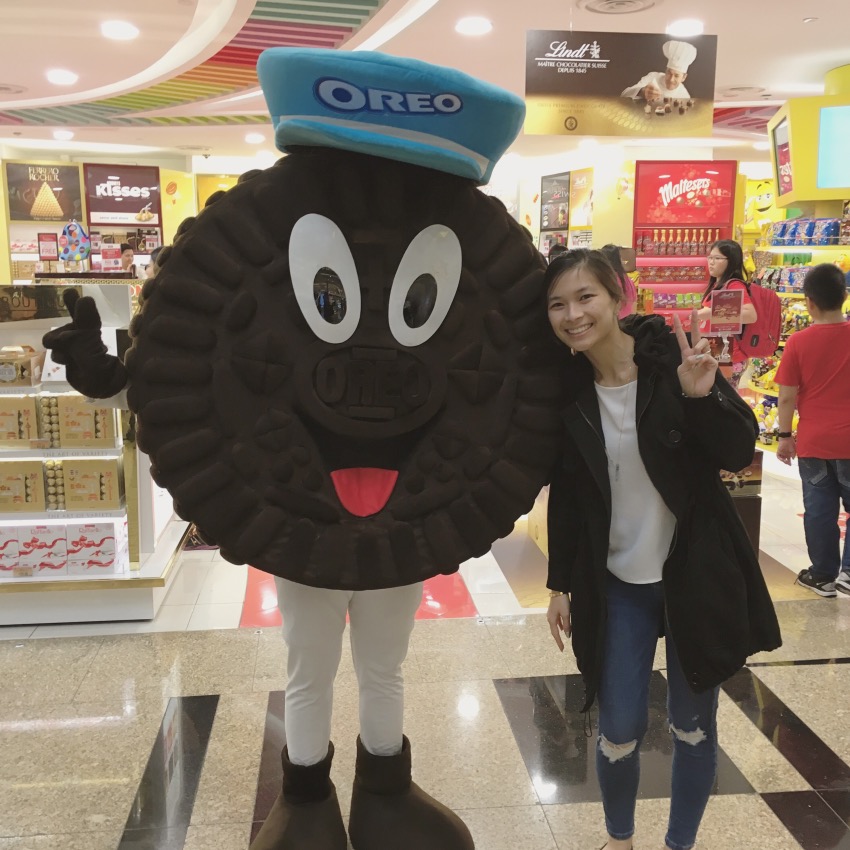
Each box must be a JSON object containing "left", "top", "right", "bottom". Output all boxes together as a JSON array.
[{"left": 127, "top": 148, "right": 562, "bottom": 589}]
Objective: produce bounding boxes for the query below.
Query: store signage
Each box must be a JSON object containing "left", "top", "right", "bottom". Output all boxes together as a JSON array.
[
  {"left": 3, "top": 162, "right": 84, "bottom": 223},
  {"left": 709, "top": 288, "right": 744, "bottom": 336},
  {"left": 525, "top": 30, "right": 717, "bottom": 138},
  {"left": 100, "top": 245, "right": 122, "bottom": 272},
  {"left": 776, "top": 142, "right": 794, "bottom": 196},
  {"left": 83, "top": 164, "right": 162, "bottom": 226},
  {"left": 37, "top": 233, "right": 59, "bottom": 261},
  {"left": 634, "top": 161, "right": 737, "bottom": 227},
  {"left": 569, "top": 169, "right": 594, "bottom": 229}
]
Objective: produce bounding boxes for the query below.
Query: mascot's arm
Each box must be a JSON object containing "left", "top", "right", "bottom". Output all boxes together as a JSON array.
[
  {"left": 42, "top": 289, "right": 129, "bottom": 399},
  {"left": 545, "top": 462, "right": 582, "bottom": 594}
]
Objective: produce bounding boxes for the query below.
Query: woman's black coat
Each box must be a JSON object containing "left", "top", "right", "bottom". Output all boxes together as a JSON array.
[{"left": 546, "top": 315, "right": 782, "bottom": 711}]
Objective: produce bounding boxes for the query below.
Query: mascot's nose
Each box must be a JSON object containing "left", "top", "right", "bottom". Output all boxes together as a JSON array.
[{"left": 299, "top": 345, "right": 446, "bottom": 438}]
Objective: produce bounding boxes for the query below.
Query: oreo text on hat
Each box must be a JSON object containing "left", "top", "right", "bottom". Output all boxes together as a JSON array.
[{"left": 315, "top": 77, "right": 463, "bottom": 115}]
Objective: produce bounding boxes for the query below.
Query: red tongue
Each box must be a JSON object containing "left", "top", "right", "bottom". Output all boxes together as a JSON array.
[{"left": 330, "top": 468, "right": 399, "bottom": 517}]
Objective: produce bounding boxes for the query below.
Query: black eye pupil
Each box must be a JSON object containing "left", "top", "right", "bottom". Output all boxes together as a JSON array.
[
  {"left": 403, "top": 274, "right": 437, "bottom": 329},
  {"left": 314, "top": 267, "right": 346, "bottom": 325}
]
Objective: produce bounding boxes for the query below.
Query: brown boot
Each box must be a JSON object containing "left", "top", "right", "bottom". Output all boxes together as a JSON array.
[
  {"left": 348, "top": 736, "right": 474, "bottom": 850},
  {"left": 249, "top": 743, "right": 347, "bottom": 850}
]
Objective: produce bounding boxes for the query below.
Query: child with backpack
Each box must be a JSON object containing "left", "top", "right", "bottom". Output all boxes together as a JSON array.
[{"left": 696, "top": 239, "right": 782, "bottom": 389}]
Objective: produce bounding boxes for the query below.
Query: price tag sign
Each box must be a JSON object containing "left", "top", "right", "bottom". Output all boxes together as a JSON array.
[
  {"left": 101, "top": 244, "right": 122, "bottom": 271},
  {"left": 37, "top": 233, "right": 59, "bottom": 261}
]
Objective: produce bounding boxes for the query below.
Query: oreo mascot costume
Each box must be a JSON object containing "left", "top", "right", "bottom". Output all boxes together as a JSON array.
[{"left": 44, "top": 50, "right": 563, "bottom": 850}]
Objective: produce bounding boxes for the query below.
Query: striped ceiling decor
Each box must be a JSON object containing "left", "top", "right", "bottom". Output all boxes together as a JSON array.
[
  {"left": 712, "top": 106, "right": 780, "bottom": 135},
  {"left": 0, "top": 0, "right": 389, "bottom": 128}
]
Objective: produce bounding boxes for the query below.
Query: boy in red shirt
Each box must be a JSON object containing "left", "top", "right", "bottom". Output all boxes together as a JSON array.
[{"left": 776, "top": 263, "right": 850, "bottom": 597}]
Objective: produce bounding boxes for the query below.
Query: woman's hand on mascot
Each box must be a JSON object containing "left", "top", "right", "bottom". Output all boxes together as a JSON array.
[
  {"left": 674, "top": 309, "right": 718, "bottom": 399},
  {"left": 547, "top": 593, "right": 571, "bottom": 652}
]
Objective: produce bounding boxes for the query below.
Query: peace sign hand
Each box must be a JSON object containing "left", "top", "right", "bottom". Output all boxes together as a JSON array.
[{"left": 674, "top": 308, "right": 718, "bottom": 399}]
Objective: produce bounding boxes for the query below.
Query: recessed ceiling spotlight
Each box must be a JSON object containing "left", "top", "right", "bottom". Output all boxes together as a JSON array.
[
  {"left": 245, "top": 132, "right": 266, "bottom": 144},
  {"left": 803, "top": 16, "right": 818, "bottom": 23},
  {"left": 455, "top": 16, "right": 492, "bottom": 36},
  {"left": 101, "top": 20, "right": 140, "bottom": 40},
  {"left": 666, "top": 18, "right": 704, "bottom": 37},
  {"left": 53, "top": 129, "right": 74, "bottom": 141},
  {"left": 753, "top": 140, "right": 771, "bottom": 150},
  {"left": 46, "top": 69, "right": 78, "bottom": 86}
]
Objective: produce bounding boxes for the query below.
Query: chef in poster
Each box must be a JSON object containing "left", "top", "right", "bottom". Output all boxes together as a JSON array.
[{"left": 621, "top": 40, "right": 697, "bottom": 103}]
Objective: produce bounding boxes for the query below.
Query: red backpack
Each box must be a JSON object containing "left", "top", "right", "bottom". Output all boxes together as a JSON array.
[{"left": 736, "top": 279, "right": 783, "bottom": 358}]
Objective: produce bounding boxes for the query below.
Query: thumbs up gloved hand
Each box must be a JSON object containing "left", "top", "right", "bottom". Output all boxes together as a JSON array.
[{"left": 42, "top": 289, "right": 128, "bottom": 398}]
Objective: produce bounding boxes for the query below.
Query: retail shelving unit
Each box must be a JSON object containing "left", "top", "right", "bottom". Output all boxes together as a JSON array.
[{"left": 0, "top": 277, "right": 187, "bottom": 625}]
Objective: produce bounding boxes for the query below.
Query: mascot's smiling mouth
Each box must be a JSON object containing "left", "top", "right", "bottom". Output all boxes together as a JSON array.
[{"left": 330, "top": 468, "right": 399, "bottom": 517}]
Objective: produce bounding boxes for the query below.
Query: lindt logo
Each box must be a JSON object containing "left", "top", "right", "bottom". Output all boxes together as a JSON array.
[
  {"left": 659, "top": 178, "right": 711, "bottom": 207},
  {"left": 544, "top": 40, "right": 602, "bottom": 60},
  {"left": 95, "top": 177, "right": 152, "bottom": 200}
]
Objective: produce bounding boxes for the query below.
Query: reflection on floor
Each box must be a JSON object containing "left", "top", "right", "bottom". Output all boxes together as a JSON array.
[
  {"left": 494, "top": 672, "right": 752, "bottom": 805},
  {"left": 5, "top": 604, "right": 850, "bottom": 849},
  {"left": 4, "top": 469, "right": 850, "bottom": 847}
]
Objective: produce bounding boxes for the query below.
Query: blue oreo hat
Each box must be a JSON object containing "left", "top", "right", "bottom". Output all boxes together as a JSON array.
[{"left": 256, "top": 48, "right": 525, "bottom": 185}]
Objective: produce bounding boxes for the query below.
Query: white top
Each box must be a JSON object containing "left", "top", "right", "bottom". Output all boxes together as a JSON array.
[
  {"left": 621, "top": 72, "right": 691, "bottom": 101},
  {"left": 595, "top": 381, "right": 676, "bottom": 584}
]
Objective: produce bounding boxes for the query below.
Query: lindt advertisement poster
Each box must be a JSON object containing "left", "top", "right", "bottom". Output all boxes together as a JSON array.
[
  {"left": 525, "top": 31, "right": 718, "bottom": 138},
  {"left": 4, "top": 162, "right": 84, "bottom": 222},
  {"left": 634, "top": 161, "right": 737, "bottom": 226},
  {"left": 709, "top": 288, "right": 744, "bottom": 336},
  {"left": 83, "top": 164, "right": 162, "bottom": 226}
]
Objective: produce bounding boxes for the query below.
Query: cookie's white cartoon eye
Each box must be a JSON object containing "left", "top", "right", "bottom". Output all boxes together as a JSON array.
[
  {"left": 388, "top": 225, "right": 462, "bottom": 347},
  {"left": 289, "top": 214, "right": 361, "bottom": 344}
]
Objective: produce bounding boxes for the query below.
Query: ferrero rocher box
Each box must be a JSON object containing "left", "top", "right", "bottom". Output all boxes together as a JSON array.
[
  {"left": 63, "top": 458, "right": 124, "bottom": 511},
  {"left": 0, "top": 397, "right": 39, "bottom": 445},
  {"left": 0, "top": 347, "right": 45, "bottom": 387},
  {"left": 0, "top": 462, "right": 47, "bottom": 513},
  {"left": 57, "top": 397, "right": 117, "bottom": 448}
]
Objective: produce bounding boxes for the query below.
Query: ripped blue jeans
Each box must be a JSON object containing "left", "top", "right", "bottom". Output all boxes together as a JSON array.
[{"left": 597, "top": 573, "right": 719, "bottom": 850}]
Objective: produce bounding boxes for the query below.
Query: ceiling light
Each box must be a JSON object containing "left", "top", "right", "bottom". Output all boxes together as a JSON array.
[
  {"left": 455, "top": 16, "right": 492, "bottom": 36},
  {"left": 101, "top": 20, "right": 140, "bottom": 40},
  {"left": 52, "top": 129, "right": 74, "bottom": 141},
  {"left": 666, "top": 18, "right": 704, "bottom": 37},
  {"left": 46, "top": 69, "right": 78, "bottom": 86},
  {"left": 245, "top": 132, "right": 265, "bottom": 144},
  {"left": 803, "top": 16, "right": 818, "bottom": 23},
  {"left": 753, "top": 140, "right": 771, "bottom": 151}
]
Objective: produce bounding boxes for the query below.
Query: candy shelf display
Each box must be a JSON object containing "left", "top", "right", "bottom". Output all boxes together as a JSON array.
[{"left": 0, "top": 280, "right": 187, "bottom": 625}]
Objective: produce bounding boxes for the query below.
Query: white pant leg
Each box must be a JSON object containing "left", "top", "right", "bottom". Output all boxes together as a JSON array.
[
  {"left": 348, "top": 582, "right": 423, "bottom": 756},
  {"left": 275, "top": 577, "right": 351, "bottom": 766}
]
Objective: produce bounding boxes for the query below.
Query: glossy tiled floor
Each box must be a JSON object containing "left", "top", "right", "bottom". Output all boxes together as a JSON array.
[{"left": 1, "top": 470, "right": 849, "bottom": 849}]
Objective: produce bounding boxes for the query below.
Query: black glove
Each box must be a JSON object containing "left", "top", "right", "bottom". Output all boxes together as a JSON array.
[{"left": 42, "top": 289, "right": 129, "bottom": 398}]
